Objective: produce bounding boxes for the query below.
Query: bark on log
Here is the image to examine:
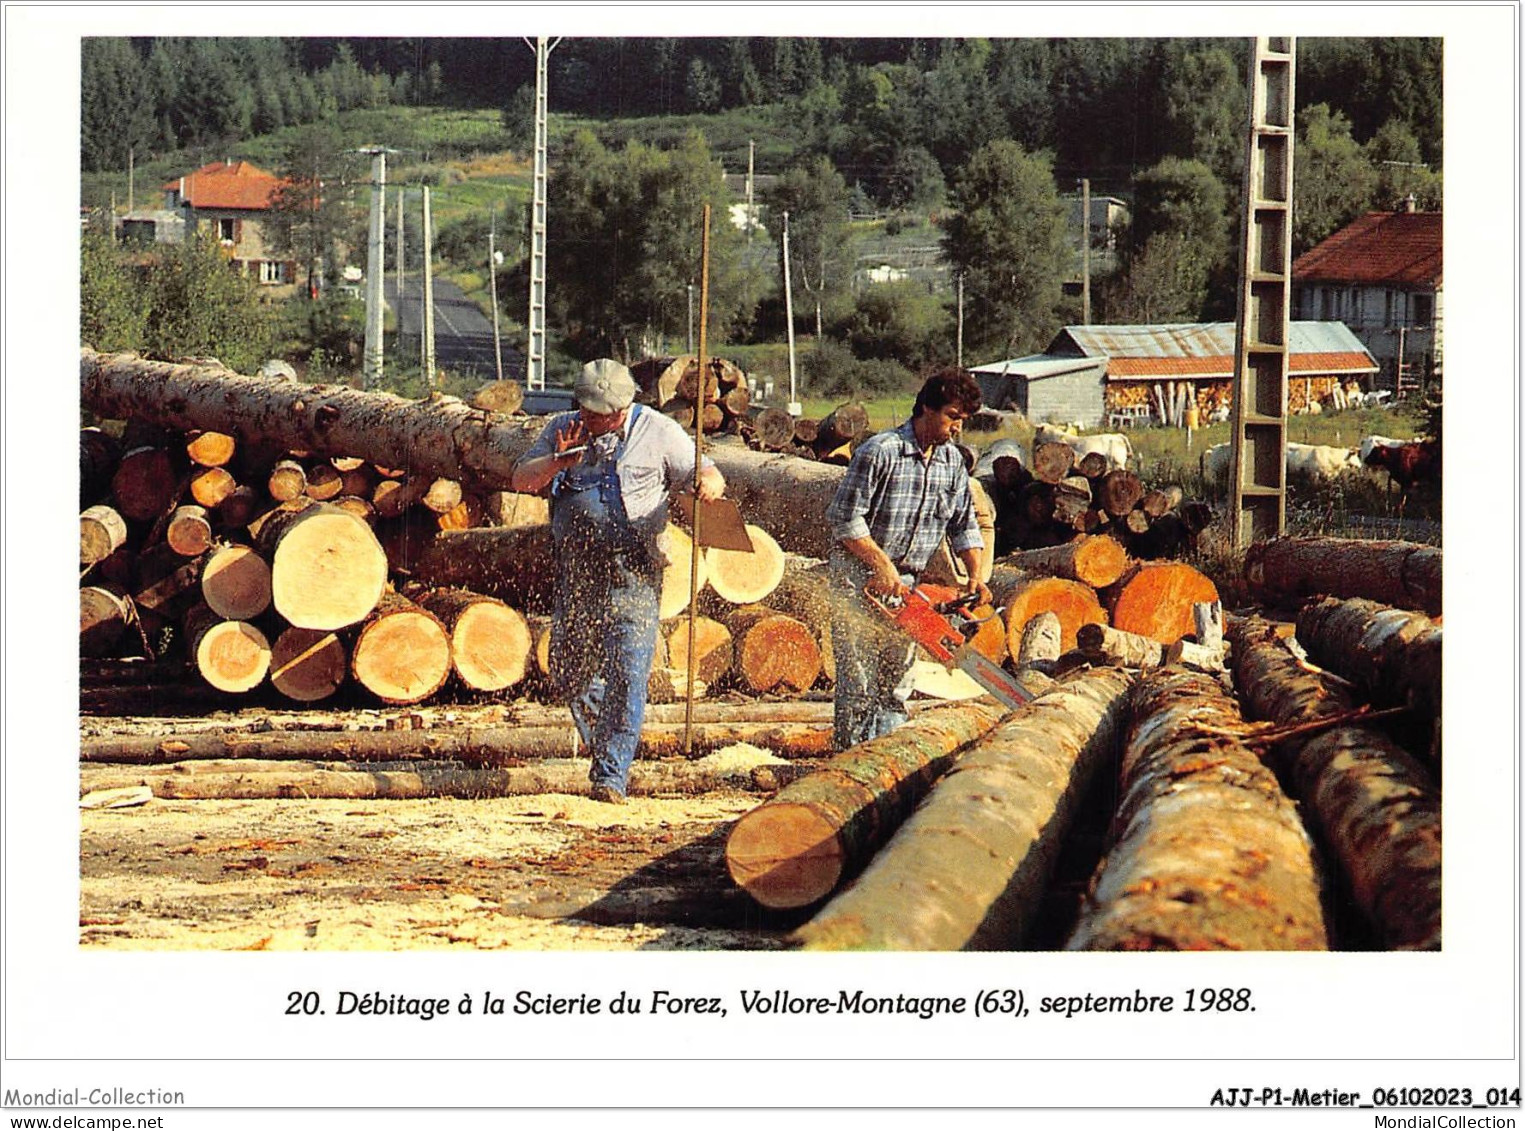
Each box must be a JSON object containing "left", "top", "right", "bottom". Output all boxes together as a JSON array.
[
  {"left": 1245, "top": 536, "right": 1442, "bottom": 616},
  {"left": 82, "top": 759, "right": 801, "bottom": 801},
  {"left": 794, "top": 667, "right": 1134, "bottom": 949},
  {"left": 269, "top": 626, "right": 348, "bottom": 702},
  {"left": 80, "top": 505, "right": 129, "bottom": 568},
  {"left": 258, "top": 502, "right": 388, "bottom": 630},
  {"left": 200, "top": 543, "right": 272, "bottom": 620},
  {"left": 216, "top": 485, "right": 261, "bottom": 528},
  {"left": 996, "top": 535, "right": 1129, "bottom": 589},
  {"left": 1017, "top": 610, "right": 1063, "bottom": 666},
  {"left": 484, "top": 490, "right": 551, "bottom": 529},
  {"left": 415, "top": 587, "right": 531, "bottom": 693},
  {"left": 82, "top": 721, "right": 836, "bottom": 765},
  {"left": 751, "top": 407, "right": 797, "bottom": 451},
  {"left": 725, "top": 702, "right": 1007, "bottom": 909},
  {"left": 81, "top": 426, "right": 122, "bottom": 505},
  {"left": 303, "top": 461, "right": 345, "bottom": 501},
  {"left": 704, "top": 523, "right": 784, "bottom": 604},
  {"left": 721, "top": 605, "right": 822, "bottom": 693},
  {"left": 1031, "top": 442, "right": 1075, "bottom": 485},
  {"left": 701, "top": 439, "right": 848, "bottom": 560},
  {"left": 82, "top": 348, "right": 554, "bottom": 493},
  {"left": 1066, "top": 669, "right": 1329, "bottom": 951},
  {"left": 1106, "top": 562, "right": 1219, "bottom": 645},
  {"left": 1226, "top": 615, "right": 1441, "bottom": 949},
  {"left": 818, "top": 403, "right": 869, "bottom": 448},
  {"left": 1294, "top": 597, "right": 1442, "bottom": 755},
  {"left": 988, "top": 565, "right": 1106, "bottom": 654},
  {"left": 349, "top": 591, "right": 452, "bottom": 705}
]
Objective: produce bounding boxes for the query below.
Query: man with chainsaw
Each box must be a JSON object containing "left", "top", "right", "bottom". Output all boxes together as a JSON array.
[
  {"left": 511, "top": 358, "right": 725, "bottom": 803},
  {"left": 824, "top": 368, "right": 991, "bottom": 750}
]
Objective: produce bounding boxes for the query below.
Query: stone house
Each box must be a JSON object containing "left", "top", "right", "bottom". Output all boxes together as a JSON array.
[{"left": 157, "top": 160, "right": 301, "bottom": 297}]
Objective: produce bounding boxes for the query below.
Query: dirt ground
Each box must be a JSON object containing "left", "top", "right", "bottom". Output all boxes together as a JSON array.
[{"left": 79, "top": 702, "right": 813, "bottom": 951}]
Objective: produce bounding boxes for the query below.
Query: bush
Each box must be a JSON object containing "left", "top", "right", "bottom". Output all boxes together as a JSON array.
[
  {"left": 802, "top": 338, "right": 915, "bottom": 398},
  {"left": 841, "top": 281, "right": 952, "bottom": 369}
]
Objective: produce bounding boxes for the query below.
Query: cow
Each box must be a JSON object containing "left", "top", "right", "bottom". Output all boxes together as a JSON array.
[
  {"left": 1199, "top": 441, "right": 1360, "bottom": 491},
  {"left": 1359, "top": 435, "right": 1409, "bottom": 464},
  {"left": 1033, "top": 424, "right": 1134, "bottom": 472},
  {"left": 1365, "top": 439, "right": 1441, "bottom": 495}
]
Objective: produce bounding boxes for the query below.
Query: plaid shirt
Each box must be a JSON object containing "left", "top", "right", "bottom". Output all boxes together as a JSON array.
[{"left": 825, "top": 420, "right": 982, "bottom": 575}]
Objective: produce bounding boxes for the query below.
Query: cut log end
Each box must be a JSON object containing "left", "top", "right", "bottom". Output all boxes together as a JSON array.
[
  {"left": 201, "top": 544, "right": 273, "bottom": 620},
  {"left": 193, "top": 620, "right": 272, "bottom": 693},
  {"left": 270, "top": 627, "right": 347, "bottom": 702},
  {"left": 351, "top": 606, "right": 452, "bottom": 705},
  {"left": 268, "top": 507, "right": 388, "bottom": 630},
  {"left": 726, "top": 802, "right": 845, "bottom": 909},
  {"left": 449, "top": 600, "right": 532, "bottom": 692},
  {"left": 1110, "top": 563, "right": 1220, "bottom": 645}
]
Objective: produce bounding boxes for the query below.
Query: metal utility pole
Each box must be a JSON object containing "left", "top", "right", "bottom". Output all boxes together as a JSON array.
[
  {"left": 489, "top": 210, "right": 504, "bottom": 382},
  {"left": 396, "top": 187, "right": 405, "bottom": 298},
  {"left": 781, "top": 210, "right": 800, "bottom": 415},
  {"left": 422, "top": 185, "right": 436, "bottom": 387},
  {"left": 1228, "top": 37, "right": 1296, "bottom": 548},
  {"left": 746, "top": 139, "right": 755, "bottom": 245},
  {"left": 359, "top": 147, "right": 390, "bottom": 389},
  {"left": 523, "top": 36, "right": 562, "bottom": 391},
  {"left": 1079, "top": 178, "right": 1092, "bottom": 325},
  {"left": 956, "top": 273, "right": 964, "bottom": 369}
]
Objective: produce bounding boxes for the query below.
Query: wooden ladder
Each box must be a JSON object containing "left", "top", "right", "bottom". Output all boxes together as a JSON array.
[{"left": 1229, "top": 37, "right": 1296, "bottom": 548}]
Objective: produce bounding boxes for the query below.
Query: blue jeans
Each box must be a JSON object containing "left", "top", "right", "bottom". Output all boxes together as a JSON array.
[
  {"left": 827, "top": 554, "right": 918, "bottom": 750},
  {"left": 549, "top": 555, "right": 660, "bottom": 791}
]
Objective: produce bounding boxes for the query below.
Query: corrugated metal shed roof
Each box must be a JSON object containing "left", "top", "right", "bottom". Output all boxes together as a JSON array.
[
  {"left": 1293, "top": 210, "right": 1442, "bottom": 286},
  {"left": 968, "top": 355, "right": 1103, "bottom": 380}
]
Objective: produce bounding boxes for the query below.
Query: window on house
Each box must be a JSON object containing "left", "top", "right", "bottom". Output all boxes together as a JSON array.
[
  {"left": 1319, "top": 289, "right": 1331, "bottom": 320},
  {"left": 259, "top": 261, "right": 289, "bottom": 285},
  {"left": 218, "top": 218, "right": 236, "bottom": 243},
  {"left": 1412, "top": 294, "right": 1433, "bottom": 328}
]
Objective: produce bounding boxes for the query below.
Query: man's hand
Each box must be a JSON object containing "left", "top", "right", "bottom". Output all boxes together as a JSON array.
[
  {"left": 866, "top": 558, "right": 909, "bottom": 601},
  {"left": 697, "top": 464, "right": 725, "bottom": 502},
  {"left": 553, "top": 419, "right": 590, "bottom": 460},
  {"left": 962, "top": 578, "right": 993, "bottom": 607}
]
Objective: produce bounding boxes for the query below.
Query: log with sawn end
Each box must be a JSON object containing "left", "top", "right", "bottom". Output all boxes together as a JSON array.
[
  {"left": 724, "top": 702, "right": 1008, "bottom": 910},
  {"left": 794, "top": 666, "right": 1133, "bottom": 950},
  {"left": 1245, "top": 536, "right": 1442, "bottom": 616}
]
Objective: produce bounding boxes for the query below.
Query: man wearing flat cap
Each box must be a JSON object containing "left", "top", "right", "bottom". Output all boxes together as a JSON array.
[{"left": 513, "top": 359, "right": 725, "bottom": 803}]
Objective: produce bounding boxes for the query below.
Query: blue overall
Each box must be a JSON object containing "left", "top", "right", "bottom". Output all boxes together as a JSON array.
[{"left": 547, "top": 407, "right": 662, "bottom": 792}]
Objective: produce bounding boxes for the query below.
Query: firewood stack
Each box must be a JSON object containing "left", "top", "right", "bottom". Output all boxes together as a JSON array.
[
  {"left": 629, "top": 355, "right": 753, "bottom": 436},
  {"left": 745, "top": 401, "right": 869, "bottom": 464},
  {"left": 975, "top": 442, "right": 1213, "bottom": 561}
]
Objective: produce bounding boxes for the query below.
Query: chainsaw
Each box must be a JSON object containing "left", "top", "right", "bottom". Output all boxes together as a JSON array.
[{"left": 864, "top": 584, "right": 1035, "bottom": 711}]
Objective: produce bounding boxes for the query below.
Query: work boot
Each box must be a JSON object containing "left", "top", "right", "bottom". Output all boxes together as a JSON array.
[{"left": 589, "top": 783, "right": 627, "bottom": 805}]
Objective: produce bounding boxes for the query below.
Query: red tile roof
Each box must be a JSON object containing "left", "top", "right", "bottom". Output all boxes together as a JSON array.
[
  {"left": 162, "top": 161, "right": 286, "bottom": 211},
  {"left": 1293, "top": 210, "right": 1442, "bottom": 287},
  {"left": 1106, "top": 352, "right": 1378, "bottom": 380}
]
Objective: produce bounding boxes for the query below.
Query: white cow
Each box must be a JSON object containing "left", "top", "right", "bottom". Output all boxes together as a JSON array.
[
  {"left": 1359, "top": 435, "right": 1409, "bottom": 465},
  {"left": 1200, "top": 441, "right": 1359, "bottom": 490},
  {"left": 1032, "top": 425, "right": 1134, "bottom": 472}
]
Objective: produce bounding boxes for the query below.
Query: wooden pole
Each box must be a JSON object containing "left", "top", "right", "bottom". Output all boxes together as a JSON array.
[
  {"left": 422, "top": 185, "right": 436, "bottom": 388},
  {"left": 684, "top": 204, "right": 712, "bottom": 756}
]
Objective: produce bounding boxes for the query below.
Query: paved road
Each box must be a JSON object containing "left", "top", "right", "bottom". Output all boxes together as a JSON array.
[{"left": 385, "top": 276, "right": 525, "bottom": 381}]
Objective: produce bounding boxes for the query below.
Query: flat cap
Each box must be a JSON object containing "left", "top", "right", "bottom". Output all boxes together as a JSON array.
[{"left": 574, "top": 358, "right": 637, "bottom": 414}]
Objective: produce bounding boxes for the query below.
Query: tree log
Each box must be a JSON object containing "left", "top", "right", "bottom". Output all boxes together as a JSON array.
[
  {"left": 185, "top": 430, "right": 236, "bottom": 468},
  {"left": 266, "top": 458, "right": 308, "bottom": 502},
  {"left": 1106, "top": 562, "right": 1219, "bottom": 644},
  {"left": 996, "top": 535, "right": 1129, "bottom": 589},
  {"left": 82, "top": 758, "right": 801, "bottom": 801},
  {"left": 1226, "top": 615, "right": 1441, "bottom": 949},
  {"left": 1065, "top": 669, "right": 1328, "bottom": 951},
  {"left": 1097, "top": 469, "right": 1144, "bottom": 517},
  {"left": 1017, "top": 610, "right": 1063, "bottom": 666},
  {"left": 183, "top": 605, "right": 271, "bottom": 693},
  {"left": 82, "top": 348, "right": 554, "bottom": 493},
  {"left": 700, "top": 439, "right": 848, "bottom": 559},
  {"left": 1294, "top": 596, "right": 1442, "bottom": 757},
  {"left": 81, "top": 426, "right": 122, "bottom": 505},
  {"left": 664, "top": 615, "right": 734, "bottom": 688},
  {"left": 82, "top": 722, "right": 836, "bottom": 765},
  {"left": 165, "top": 505, "right": 213, "bottom": 557},
  {"left": 80, "top": 585, "right": 132, "bottom": 657},
  {"left": 188, "top": 466, "right": 238, "bottom": 509},
  {"left": 349, "top": 591, "right": 452, "bottom": 705},
  {"left": 269, "top": 626, "right": 348, "bottom": 702},
  {"left": 721, "top": 605, "right": 822, "bottom": 693},
  {"left": 80, "top": 505, "right": 129, "bottom": 568},
  {"left": 303, "top": 461, "right": 345, "bottom": 501},
  {"left": 1245, "top": 536, "right": 1442, "bottom": 616},
  {"left": 258, "top": 502, "right": 388, "bottom": 630},
  {"left": 818, "top": 403, "right": 868, "bottom": 448},
  {"left": 988, "top": 565, "right": 1106, "bottom": 654},
  {"left": 1031, "top": 442, "right": 1075, "bottom": 484},
  {"left": 725, "top": 702, "right": 1007, "bottom": 909},
  {"left": 415, "top": 587, "right": 531, "bottom": 693},
  {"left": 111, "top": 446, "right": 179, "bottom": 521},
  {"left": 659, "top": 524, "right": 706, "bottom": 619},
  {"left": 794, "top": 667, "right": 1134, "bottom": 949},
  {"left": 216, "top": 485, "right": 261, "bottom": 528},
  {"left": 200, "top": 543, "right": 272, "bottom": 620},
  {"left": 764, "top": 556, "right": 837, "bottom": 682},
  {"left": 704, "top": 523, "right": 784, "bottom": 604}
]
